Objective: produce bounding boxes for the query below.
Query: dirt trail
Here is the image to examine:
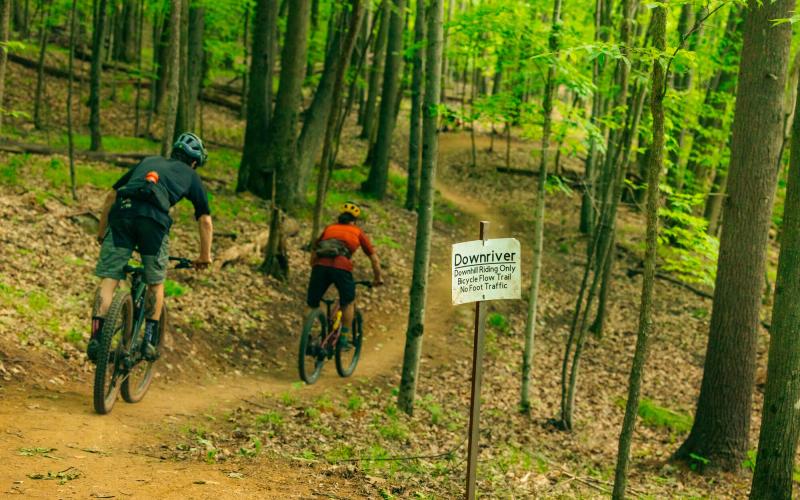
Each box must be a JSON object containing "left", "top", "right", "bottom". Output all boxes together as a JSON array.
[{"left": 0, "top": 131, "right": 512, "bottom": 499}]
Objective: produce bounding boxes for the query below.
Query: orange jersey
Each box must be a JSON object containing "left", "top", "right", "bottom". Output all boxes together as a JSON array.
[{"left": 314, "top": 223, "right": 375, "bottom": 272}]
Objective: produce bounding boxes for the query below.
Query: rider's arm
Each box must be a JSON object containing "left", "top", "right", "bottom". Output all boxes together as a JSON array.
[
  {"left": 369, "top": 253, "right": 383, "bottom": 285},
  {"left": 97, "top": 190, "right": 116, "bottom": 243},
  {"left": 197, "top": 215, "right": 213, "bottom": 268}
]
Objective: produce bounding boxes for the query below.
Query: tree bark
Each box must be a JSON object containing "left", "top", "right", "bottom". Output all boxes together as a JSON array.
[
  {"left": 360, "top": 0, "right": 388, "bottom": 141},
  {"left": 246, "top": 0, "right": 310, "bottom": 206},
  {"left": 675, "top": 0, "right": 794, "bottom": 471},
  {"left": 404, "top": 0, "right": 425, "bottom": 211},
  {"left": 0, "top": 0, "right": 10, "bottom": 131},
  {"left": 133, "top": 0, "right": 144, "bottom": 136},
  {"left": 520, "top": 0, "right": 561, "bottom": 414},
  {"left": 173, "top": 0, "right": 189, "bottom": 141},
  {"left": 186, "top": 4, "right": 204, "bottom": 131},
  {"left": 362, "top": 0, "right": 406, "bottom": 199},
  {"left": 237, "top": 0, "right": 279, "bottom": 193},
  {"left": 89, "top": 0, "right": 108, "bottom": 151},
  {"left": 309, "top": 0, "right": 365, "bottom": 244},
  {"left": 160, "top": 0, "right": 181, "bottom": 157},
  {"left": 611, "top": 3, "right": 666, "bottom": 497},
  {"left": 66, "top": 0, "right": 78, "bottom": 200},
  {"left": 33, "top": 0, "right": 50, "bottom": 130},
  {"left": 749, "top": 69, "right": 800, "bottom": 500},
  {"left": 397, "top": 0, "right": 442, "bottom": 416}
]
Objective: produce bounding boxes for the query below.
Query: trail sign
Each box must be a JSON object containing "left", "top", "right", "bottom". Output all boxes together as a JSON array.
[
  {"left": 452, "top": 237, "right": 521, "bottom": 305},
  {"left": 457, "top": 223, "right": 522, "bottom": 500}
]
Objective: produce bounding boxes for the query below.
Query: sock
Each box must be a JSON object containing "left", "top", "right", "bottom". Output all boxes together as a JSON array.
[
  {"left": 91, "top": 316, "right": 105, "bottom": 340},
  {"left": 144, "top": 319, "right": 159, "bottom": 344}
]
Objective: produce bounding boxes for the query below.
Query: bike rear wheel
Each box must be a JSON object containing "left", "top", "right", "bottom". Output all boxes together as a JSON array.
[
  {"left": 336, "top": 311, "right": 363, "bottom": 377},
  {"left": 299, "top": 310, "right": 326, "bottom": 384},
  {"left": 93, "top": 292, "right": 132, "bottom": 414},
  {"left": 121, "top": 304, "right": 166, "bottom": 403}
]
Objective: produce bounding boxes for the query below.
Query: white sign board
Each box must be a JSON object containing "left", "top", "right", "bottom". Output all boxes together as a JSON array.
[{"left": 452, "top": 238, "right": 522, "bottom": 305}]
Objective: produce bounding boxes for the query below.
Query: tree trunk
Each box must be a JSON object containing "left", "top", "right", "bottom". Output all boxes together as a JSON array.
[
  {"left": 89, "top": 0, "right": 108, "bottom": 151},
  {"left": 749, "top": 71, "right": 800, "bottom": 500},
  {"left": 0, "top": 0, "right": 10, "bottom": 131},
  {"left": 237, "top": 0, "right": 279, "bottom": 193},
  {"left": 361, "top": 0, "right": 406, "bottom": 199},
  {"left": 675, "top": 0, "right": 794, "bottom": 471},
  {"left": 397, "top": 0, "right": 443, "bottom": 416},
  {"left": 360, "top": 0, "right": 388, "bottom": 141},
  {"left": 33, "top": 0, "right": 50, "bottom": 130},
  {"left": 133, "top": 0, "right": 144, "bottom": 136},
  {"left": 160, "top": 0, "right": 181, "bottom": 157},
  {"left": 520, "top": 0, "right": 561, "bottom": 414},
  {"left": 186, "top": 5, "right": 204, "bottom": 131},
  {"left": 292, "top": 9, "right": 348, "bottom": 208},
  {"left": 240, "top": 6, "right": 250, "bottom": 120},
  {"left": 66, "top": 0, "right": 78, "bottom": 201},
  {"left": 246, "top": 0, "right": 309, "bottom": 206},
  {"left": 404, "top": 0, "right": 425, "bottom": 211},
  {"left": 309, "top": 0, "right": 365, "bottom": 244},
  {"left": 611, "top": 3, "right": 666, "bottom": 496},
  {"left": 173, "top": 0, "right": 189, "bottom": 142}
]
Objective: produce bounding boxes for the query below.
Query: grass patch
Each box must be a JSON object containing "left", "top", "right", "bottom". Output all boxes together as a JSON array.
[
  {"left": 616, "top": 397, "right": 692, "bottom": 434},
  {"left": 164, "top": 279, "right": 187, "bottom": 298}
]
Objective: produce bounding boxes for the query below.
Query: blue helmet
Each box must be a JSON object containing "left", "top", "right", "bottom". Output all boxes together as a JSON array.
[{"left": 172, "top": 132, "right": 208, "bottom": 166}]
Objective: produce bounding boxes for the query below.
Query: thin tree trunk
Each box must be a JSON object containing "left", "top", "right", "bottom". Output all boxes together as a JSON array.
[
  {"left": 360, "top": 0, "right": 389, "bottom": 140},
  {"left": 520, "top": 0, "right": 561, "bottom": 413},
  {"left": 66, "top": 0, "right": 78, "bottom": 201},
  {"left": 362, "top": 0, "right": 406, "bottom": 199},
  {"left": 240, "top": 6, "right": 250, "bottom": 120},
  {"left": 89, "top": 0, "right": 108, "bottom": 151},
  {"left": 675, "top": 0, "right": 794, "bottom": 470},
  {"left": 404, "top": 0, "right": 425, "bottom": 211},
  {"left": 133, "top": 0, "right": 144, "bottom": 136},
  {"left": 160, "top": 0, "right": 181, "bottom": 156},
  {"left": 33, "top": 0, "right": 50, "bottom": 130},
  {"left": 310, "top": 0, "right": 365, "bottom": 244},
  {"left": 173, "top": 0, "right": 189, "bottom": 141},
  {"left": 186, "top": 4, "right": 204, "bottom": 131},
  {"left": 611, "top": 3, "right": 666, "bottom": 496},
  {"left": 397, "top": 0, "right": 443, "bottom": 415},
  {"left": 749, "top": 70, "right": 800, "bottom": 500},
  {"left": 0, "top": 0, "right": 10, "bottom": 131}
]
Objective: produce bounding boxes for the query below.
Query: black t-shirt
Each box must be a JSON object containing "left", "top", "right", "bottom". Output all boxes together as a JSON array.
[{"left": 110, "top": 156, "right": 211, "bottom": 229}]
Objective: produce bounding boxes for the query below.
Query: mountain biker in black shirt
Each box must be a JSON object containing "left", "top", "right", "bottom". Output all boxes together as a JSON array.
[{"left": 88, "top": 133, "right": 214, "bottom": 362}]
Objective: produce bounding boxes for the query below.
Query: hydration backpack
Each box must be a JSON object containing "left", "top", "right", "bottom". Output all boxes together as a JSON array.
[
  {"left": 116, "top": 173, "right": 171, "bottom": 212},
  {"left": 315, "top": 238, "right": 352, "bottom": 259}
]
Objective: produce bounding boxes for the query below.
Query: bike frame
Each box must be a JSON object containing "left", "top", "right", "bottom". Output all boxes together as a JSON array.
[
  {"left": 126, "top": 269, "right": 148, "bottom": 355},
  {"left": 318, "top": 281, "right": 372, "bottom": 352}
]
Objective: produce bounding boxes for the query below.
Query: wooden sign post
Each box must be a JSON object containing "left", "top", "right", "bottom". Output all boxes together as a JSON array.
[{"left": 453, "top": 221, "right": 521, "bottom": 499}]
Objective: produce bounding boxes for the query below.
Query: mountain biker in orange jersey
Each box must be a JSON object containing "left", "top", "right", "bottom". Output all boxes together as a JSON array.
[
  {"left": 307, "top": 202, "right": 383, "bottom": 347},
  {"left": 89, "top": 132, "right": 214, "bottom": 363}
]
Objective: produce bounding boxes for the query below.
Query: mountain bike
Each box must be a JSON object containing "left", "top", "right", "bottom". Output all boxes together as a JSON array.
[
  {"left": 298, "top": 281, "right": 371, "bottom": 384},
  {"left": 93, "top": 256, "right": 193, "bottom": 414}
]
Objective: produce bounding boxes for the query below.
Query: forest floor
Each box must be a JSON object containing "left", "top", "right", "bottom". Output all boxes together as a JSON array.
[{"left": 0, "top": 53, "right": 791, "bottom": 498}]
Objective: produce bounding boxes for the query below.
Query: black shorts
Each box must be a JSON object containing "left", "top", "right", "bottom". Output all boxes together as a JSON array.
[{"left": 306, "top": 265, "right": 355, "bottom": 308}]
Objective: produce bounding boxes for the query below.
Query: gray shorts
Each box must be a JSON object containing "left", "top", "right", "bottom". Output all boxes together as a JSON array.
[{"left": 95, "top": 217, "right": 170, "bottom": 285}]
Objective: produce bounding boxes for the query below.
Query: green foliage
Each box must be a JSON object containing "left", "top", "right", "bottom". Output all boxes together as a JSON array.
[
  {"left": 658, "top": 186, "right": 719, "bottom": 287},
  {"left": 163, "top": 279, "right": 187, "bottom": 298},
  {"left": 487, "top": 312, "right": 510, "bottom": 335}
]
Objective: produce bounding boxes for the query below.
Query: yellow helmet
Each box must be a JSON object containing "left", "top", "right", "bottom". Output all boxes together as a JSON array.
[{"left": 341, "top": 201, "right": 362, "bottom": 219}]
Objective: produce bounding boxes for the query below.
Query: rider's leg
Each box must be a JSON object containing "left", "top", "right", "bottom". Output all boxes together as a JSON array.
[
  {"left": 341, "top": 303, "right": 355, "bottom": 329},
  {"left": 145, "top": 283, "right": 165, "bottom": 321},
  {"left": 94, "top": 278, "right": 120, "bottom": 318}
]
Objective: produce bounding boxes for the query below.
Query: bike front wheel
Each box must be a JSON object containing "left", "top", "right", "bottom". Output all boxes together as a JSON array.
[
  {"left": 299, "top": 310, "right": 326, "bottom": 384},
  {"left": 121, "top": 304, "right": 166, "bottom": 403},
  {"left": 93, "top": 291, "right": 132, "bottom": 414},
  {"left": 336, "top": 311, "right": 363, "bottom": 377}
]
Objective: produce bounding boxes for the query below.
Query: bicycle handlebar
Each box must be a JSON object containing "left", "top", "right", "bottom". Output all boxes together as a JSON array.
[{"left": 168, "top": 256, "right": 194, "bottom": 270}]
